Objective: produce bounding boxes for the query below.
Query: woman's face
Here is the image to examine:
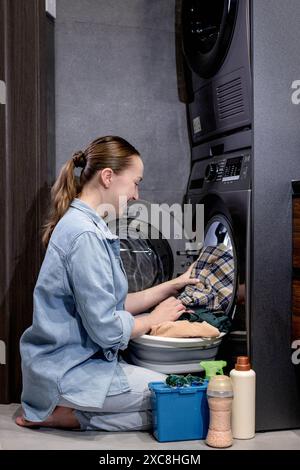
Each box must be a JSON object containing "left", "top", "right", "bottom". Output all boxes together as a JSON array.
[{"left": 103, "top": 154, "right": 144, "bottom": 217}]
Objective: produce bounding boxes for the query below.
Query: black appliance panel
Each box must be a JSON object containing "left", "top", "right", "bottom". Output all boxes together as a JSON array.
[
  {"left": 179, "top": 0, "right": 251, "bottom": 145},
  {"left": 182, "top": 0, "right": 239, "bottom": 79}
]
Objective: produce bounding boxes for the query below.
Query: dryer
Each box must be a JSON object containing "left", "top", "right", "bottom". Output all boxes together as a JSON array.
[{"left": 179, "top": 0, "right": 251, "bottom": 146}]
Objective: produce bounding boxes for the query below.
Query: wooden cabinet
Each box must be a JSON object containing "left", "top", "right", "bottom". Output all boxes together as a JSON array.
[
  {"left": 0, "top": 0, "right": 53, "bottom": 403},
  {"left": 292, "top": 183, "right": 300, "bottom": 341}
]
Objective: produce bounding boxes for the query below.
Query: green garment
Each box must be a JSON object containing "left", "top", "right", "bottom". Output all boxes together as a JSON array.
[
  {"left": 166, "top": 374, "right": 205, "bottom": 387},
  {"left": 178, "top": 307, "right": 232, "bottom": 334}
]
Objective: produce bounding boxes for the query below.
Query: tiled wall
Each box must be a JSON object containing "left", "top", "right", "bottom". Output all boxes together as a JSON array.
[{"left": 55, "top": 0, "right": 190, "bottom": 205}]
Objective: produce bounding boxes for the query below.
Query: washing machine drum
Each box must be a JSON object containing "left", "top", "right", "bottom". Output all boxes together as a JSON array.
[
  {"left": 118, "top": 222, "right": 174, "bottom": 293},
  {"left": 108, "top": 199, "right": 190, "bottom": 293},
  {"left": 181, "top": 0, "right": 238, "bottom": 78}
]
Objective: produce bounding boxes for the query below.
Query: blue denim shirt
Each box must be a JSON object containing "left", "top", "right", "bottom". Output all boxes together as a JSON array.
[{"left": 20, "top": 198, "right": 135, "bottom": 422}]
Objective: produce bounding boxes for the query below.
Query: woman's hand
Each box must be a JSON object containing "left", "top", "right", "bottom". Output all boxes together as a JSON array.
[
  {"left": 168, "top": 261, "right": 200, "bottom": 293},
  {"left": 126, "top": 261, "right": 200, "bottom": 316},
  {"left": 149, "top": 296, "right": 187, "bottom": 326},
  {"left": 131, "top": 297, "right": 188, "bottom": 338}
]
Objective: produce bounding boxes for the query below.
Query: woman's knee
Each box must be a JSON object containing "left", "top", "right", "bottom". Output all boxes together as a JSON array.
[{"left": 120, "top": 363, "right": 167, "bottom": 391}]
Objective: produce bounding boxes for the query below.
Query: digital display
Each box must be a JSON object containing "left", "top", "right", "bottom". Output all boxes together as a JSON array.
[{"left": 222, "top": 156, "right": 243, "bottom": 182}]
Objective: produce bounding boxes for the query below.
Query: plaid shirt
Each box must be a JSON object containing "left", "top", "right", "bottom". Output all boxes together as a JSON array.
[{"left": 178, "top": 243, "right": 234, "bottom": 312}]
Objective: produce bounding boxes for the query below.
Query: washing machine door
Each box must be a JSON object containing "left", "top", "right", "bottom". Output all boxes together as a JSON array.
[
  {"left": 202, "top": 214, "right": 237, "bottom": 319},
  {"left": 107, "top": 200, "right": 191, "bottom": 293},
  {"left": 181, "top": 0, "right": 238, "bottom": 78},
  {"left": 117, "top": 219, "right": 174, "bottom": 293}
]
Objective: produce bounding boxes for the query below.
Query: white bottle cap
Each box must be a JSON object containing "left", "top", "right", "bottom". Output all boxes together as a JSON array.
[{"left": 207, "top": 375, "right": 233, "bottom": 398}]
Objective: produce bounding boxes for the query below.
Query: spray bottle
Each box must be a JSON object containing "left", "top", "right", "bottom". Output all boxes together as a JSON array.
[{"left": 200, "top": 361, "right": 227, "bottom": 380}]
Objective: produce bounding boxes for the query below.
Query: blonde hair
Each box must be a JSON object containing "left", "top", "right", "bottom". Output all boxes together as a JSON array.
[{"left": 42, "top": 135, "right": 140, "bottom": 248}]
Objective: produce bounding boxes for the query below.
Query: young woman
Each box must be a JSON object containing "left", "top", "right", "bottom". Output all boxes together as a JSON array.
[{"left": 16, "top": 136, "right": 199, "bottom": 431}]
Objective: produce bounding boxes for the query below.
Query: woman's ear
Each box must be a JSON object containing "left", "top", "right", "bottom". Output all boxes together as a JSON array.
[{"left": 99, "top": 168, "right": 113, "bottom": 188}]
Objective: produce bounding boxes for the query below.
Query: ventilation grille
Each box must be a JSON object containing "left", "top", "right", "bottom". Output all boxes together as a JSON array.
[{"left": 216, "top": 77, "right": 244, "bottom": 121}]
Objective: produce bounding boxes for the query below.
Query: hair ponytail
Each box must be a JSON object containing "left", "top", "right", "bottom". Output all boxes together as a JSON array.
[
  {"left": 41, "top": 136, "right": 140, "bottom": 248},
  {"left": 42, "top": 158, "right": 81, "bottom": 248}
]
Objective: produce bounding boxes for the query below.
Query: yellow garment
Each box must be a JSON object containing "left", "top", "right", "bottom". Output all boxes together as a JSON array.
[{"left": 149, "top": 320, "right": 220, "bottom": 338}]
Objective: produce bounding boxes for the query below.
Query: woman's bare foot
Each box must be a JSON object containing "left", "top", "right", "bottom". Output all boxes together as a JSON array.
[{"left": 15, "top": 406, "right": 80, "bottom": 430}]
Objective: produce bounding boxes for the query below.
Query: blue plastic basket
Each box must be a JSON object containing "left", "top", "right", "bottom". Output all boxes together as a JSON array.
[{"left": 148, "top": 380, "right": 209, "bottom": 442}]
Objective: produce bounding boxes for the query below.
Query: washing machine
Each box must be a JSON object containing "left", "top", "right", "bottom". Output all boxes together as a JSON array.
[
  {"left": 179, "top": 0, "right": 251, "bottom": 146},
  {"left": 186, "top": 130, "right": 252, "bottom": 369},
  {"left": 106, "top": 136, "right": 251, "bottom": 373},
  {"left": 107, "top": 200, "right": 228, "bottom": 374}
]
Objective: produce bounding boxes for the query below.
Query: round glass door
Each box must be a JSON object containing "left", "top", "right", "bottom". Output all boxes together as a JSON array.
[
  {"left": 182, "top": 0, "right": 238, "bottom": 78},
  {"left": 114, "top": 217, "right": 174, "bottom": 293}
]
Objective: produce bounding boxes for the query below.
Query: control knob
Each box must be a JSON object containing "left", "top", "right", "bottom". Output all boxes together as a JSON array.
[{"left": 205, "top": 163, "right": 218, "bottom": 182}]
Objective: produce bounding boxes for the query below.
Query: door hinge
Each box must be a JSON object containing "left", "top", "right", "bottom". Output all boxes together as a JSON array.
[
  {"left": 0, "top": 80, "right": 6, "bottom": 105},
  {"left": 0, "top": 340, "right": 6, "bottom": 365}
]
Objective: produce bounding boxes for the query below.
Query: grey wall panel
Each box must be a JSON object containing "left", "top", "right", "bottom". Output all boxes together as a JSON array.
[
  {"left": 140, "top": 190, "right": 186, "bottom": 206},
  {"left": 57, "top": 0, "right": 175, "bottom": 32},
  {"left": 252, "top": 0, "right": 300, "bottom": 430},
  {"left": 55, "top": 0, "right": 190, "bottom": 204}
]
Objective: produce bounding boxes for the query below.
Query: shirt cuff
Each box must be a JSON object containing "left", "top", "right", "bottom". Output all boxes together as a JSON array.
[
  {"left": 117, "top": 310, "right": 135, "bottom": 350},
  {"left": 103, "top": 310, "right": 134, "bottom": 361}
]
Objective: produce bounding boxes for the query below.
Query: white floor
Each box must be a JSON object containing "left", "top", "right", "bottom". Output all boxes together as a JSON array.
[{"left": 1, "top": 404, "right": 300, "bottom": 450}]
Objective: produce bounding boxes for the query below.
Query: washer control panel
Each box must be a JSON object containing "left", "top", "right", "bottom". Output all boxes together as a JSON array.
[
  {"left": 205, "top": 154, "right": 250, "bottom": 184},
  {"left": 189, "top": 149, "right": 251, "bottom": 192}
]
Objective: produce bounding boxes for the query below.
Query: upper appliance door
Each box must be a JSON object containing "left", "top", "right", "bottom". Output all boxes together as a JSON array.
[{"left": 182, "top": 0, "right": 239, "bottom": 79}]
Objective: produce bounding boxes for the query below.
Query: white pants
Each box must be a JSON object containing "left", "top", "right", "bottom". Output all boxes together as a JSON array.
[{"left": 58, "top": 360, "right": 167, "bottom": 432}]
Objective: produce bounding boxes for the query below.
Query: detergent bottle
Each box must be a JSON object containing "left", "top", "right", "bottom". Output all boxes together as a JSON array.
[
  {"left": 200, "top": 360, "right": 233, "bottom": 448},
  {"left": 229, "top": 356, "right": 256, "bottom": 439}
]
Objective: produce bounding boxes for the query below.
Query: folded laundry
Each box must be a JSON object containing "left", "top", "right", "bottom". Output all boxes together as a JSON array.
[
  {"left": 178, "top": 243, "right": 234, "bottom": 312},
  {"left": 149, "top": 320, "right": 220, "bottom": 338},
  {"left": 178, "top": 307, "right": 232, "bottom": 334}
]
